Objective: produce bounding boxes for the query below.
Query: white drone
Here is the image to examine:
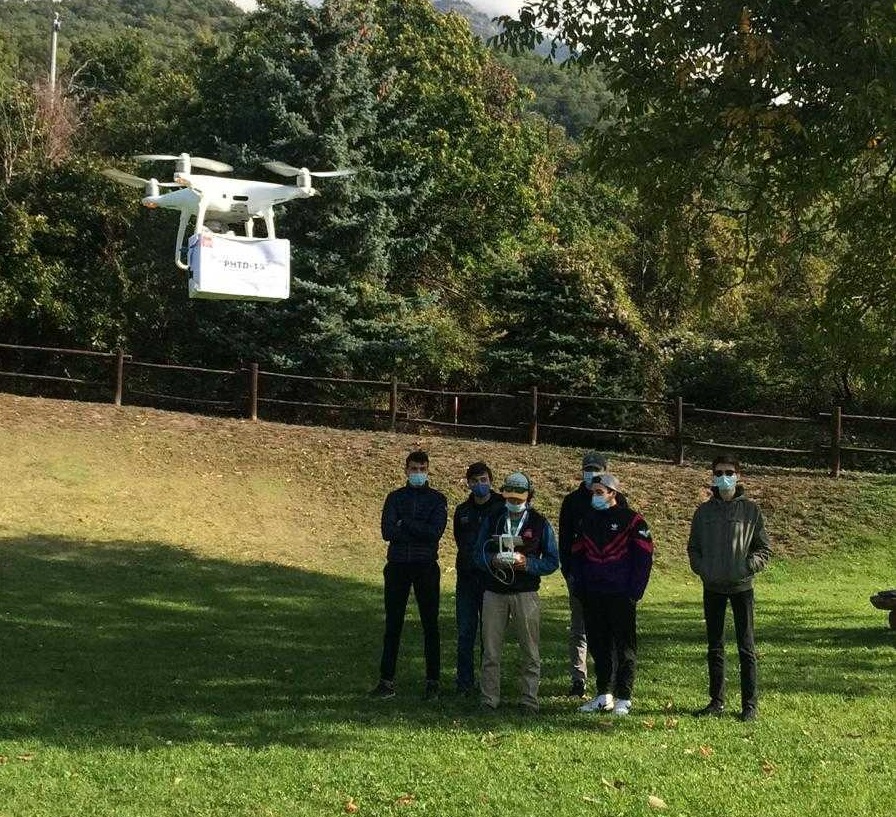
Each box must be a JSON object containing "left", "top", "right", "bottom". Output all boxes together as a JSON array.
[{"left": 102, "top": 153, "right": 354, "bottom": 270}]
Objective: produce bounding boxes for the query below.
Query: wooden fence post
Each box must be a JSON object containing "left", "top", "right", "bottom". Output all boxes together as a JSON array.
[
  {"left": 829, "top": 405, "right": 842, "bottom": 477},
  {"left": 114, "top": 348, "right": 125, "bottom": 407},
  {"left": 529, "top": 385, "right": 538, "bottom": 445},
  {"left": 248, "top": 363, "right": 258, "bottom": 422},
  {"left": 674, "top": 396, "right": 685, "bottom": 466},
  {"left": 389, "top": 375, "right": 398, "bottom": 432},
  {"left": 453, "top": 394, "right": 459, "bottom": 426}
]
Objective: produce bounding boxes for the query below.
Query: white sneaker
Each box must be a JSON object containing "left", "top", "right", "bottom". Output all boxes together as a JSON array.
[
  {"left": 579, "top": 693, "right": 614, "bottom": 713},
  {"left": 613, "top": 698, "right": 632, "bottom": 716}
]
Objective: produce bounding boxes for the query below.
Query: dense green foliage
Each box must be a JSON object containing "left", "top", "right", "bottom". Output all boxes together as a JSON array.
[
  {"left": 0, "top": 0, "right": 894, "bottom": 417},
  {"left": 496, "top": 0, "right": 896, "bottom": 412}
]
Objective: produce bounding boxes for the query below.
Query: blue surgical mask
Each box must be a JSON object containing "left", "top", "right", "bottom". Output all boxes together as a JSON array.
[
  {"left": 591, "top": 495, "right": 610, "bottom": 511},
  {"left": 408, "top": 472, "right": 427, "bottom": 488},
  {"left": 506, "top": 500, "right": 527, "bottom": 514},
  {"left": 713, "top": 475, "right": 737, "bottom": 493},
  {"left": 471, "top": 483, "right": 491, "bottom": 498},
  {"left": 583, "top": 471, "right": 599, "bottom": 487}
]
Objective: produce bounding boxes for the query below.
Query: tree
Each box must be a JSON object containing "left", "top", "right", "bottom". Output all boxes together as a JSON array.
[{"left": 496, "top": 1, "right": 896, "bottom": 408}]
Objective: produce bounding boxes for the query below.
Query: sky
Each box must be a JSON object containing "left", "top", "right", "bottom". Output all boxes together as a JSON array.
[{"left": 468, "top": 1, "right": 526, "bottom": 16}]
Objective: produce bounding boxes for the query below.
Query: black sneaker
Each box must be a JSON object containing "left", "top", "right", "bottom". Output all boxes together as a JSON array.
[
  {"left": 567, "top": 679, "right": 587, "bottom": 698},
  {"left": 423, "top": 680, "right": 440, "bottom": 701},
  {"left": 739, "top": 707, "right": 758, "bottom": 722},
  {"left": 693, "top": 702, "right": 725, "bottom": 718},
  {"left": 369, "top": 679, "right": 396, "bottom": 699}
]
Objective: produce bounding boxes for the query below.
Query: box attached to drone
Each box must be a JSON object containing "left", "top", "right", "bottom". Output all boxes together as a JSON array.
[{"left": 187, "top": 233, "right": 291, "bottom": 301}]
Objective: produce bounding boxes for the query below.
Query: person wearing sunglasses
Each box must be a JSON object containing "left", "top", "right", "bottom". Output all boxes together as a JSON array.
[{"left": 687, "top": 453, "right": 772, "bottom": 722}]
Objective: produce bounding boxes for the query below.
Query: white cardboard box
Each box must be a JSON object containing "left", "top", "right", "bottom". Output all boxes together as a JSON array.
[{"left": 187, "top": 233, "right": 291, "bottom": 301}]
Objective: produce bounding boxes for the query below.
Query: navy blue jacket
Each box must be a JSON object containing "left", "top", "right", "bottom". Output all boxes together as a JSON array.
[{"left": 381, "top": 482, "right": 448, "bottom": 563}]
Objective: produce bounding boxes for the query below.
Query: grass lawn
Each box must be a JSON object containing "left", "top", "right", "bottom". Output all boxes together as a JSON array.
[{"left": 1, "top": 394, "right": 894, "bottom": 816}]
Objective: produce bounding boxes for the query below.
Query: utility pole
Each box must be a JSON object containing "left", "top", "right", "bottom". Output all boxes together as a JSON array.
[{"left": 49, "top": 5, "right": 62, "bottom": 95}]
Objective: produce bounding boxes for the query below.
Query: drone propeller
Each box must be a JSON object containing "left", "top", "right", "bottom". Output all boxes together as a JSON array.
[
  {"left": 102, "top": 168, "right": 180, "bottom": 189},
  {"left": 134, "top": 154, "right": 234, "bottom": 173},
  {"left": 102, "top": 168, "right": 181, "bottom": 199},
  {"left": 264, "top": 160, "right": 355, "bottom": 178}
]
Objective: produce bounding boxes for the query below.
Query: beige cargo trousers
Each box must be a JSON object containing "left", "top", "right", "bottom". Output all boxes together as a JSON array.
[{"left": 480, "top": 590, "right": 541, "bottom": 711}]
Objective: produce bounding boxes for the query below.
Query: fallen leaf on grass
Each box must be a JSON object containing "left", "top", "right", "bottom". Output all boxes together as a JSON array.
[
  {"left": 648, "top": 795, "right": 668, "bottom": 810},
  {"left": 344, "top": 797, "right": 359, "bottom": 813},
  {"left": 761, "top": 760, "right": 776, "bottom": 775},
  {"left": 642, "top": 718, "right": 656, "bottom": 729},
  {"left": 664, "top": 717, "right": 679, "bottom": 729},
  {"left": 395, "top": 794, "right": 415, "bottom": 806},
  {"left": 699, "top": 745, "right": 714, "bottom": 757},
  {"left": 17, "top": 754, "right": 35, "bottom": 762},
  {"left": 0, "top": 756, "right": 7, "bottom": 765},
  {"left": 601, "top": 777, "right": 625, "bottom": 790}
]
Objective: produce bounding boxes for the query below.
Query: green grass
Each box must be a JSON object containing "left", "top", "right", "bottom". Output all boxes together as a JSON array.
[{"left": 0, "top": 394, "right": 894, "bottom": 816}]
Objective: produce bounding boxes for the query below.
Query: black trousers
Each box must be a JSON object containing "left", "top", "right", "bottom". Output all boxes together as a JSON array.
[
  {"left": 379, "top": 561, "right": 441, "bottom": 683},
  {"left": 703, "top": 587, "right": 757, "bottom": 711},
  {"left": 581, "top": 591, "right": 637, "bottom": 700}
]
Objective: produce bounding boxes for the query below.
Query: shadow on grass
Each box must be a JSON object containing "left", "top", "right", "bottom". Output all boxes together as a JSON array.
[
  {"left": 1, "top": 536, "right": 892, "bottom": 748},
  {"left": 0, "top": 535, "right": 395, "bottom": 749}
]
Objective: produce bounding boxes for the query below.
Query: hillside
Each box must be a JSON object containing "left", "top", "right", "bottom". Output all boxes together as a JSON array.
[
  {"left": 0, "top": 0, "right": 242, "bottom": 76},
  {"left": 2, "top": 392, "right": 894, "bottom": 581},
  {"left": 1, "top": 390, "right": 895, "bottom": 817}
]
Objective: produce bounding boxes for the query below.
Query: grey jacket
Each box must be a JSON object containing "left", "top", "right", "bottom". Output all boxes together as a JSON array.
[{"left": 687, "top": 488, "right": 771, "bottom": 593}]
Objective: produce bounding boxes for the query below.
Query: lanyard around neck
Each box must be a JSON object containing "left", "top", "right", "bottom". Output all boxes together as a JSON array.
[{"left": 504, "top": 511, "right": 528, "bottom": 537}]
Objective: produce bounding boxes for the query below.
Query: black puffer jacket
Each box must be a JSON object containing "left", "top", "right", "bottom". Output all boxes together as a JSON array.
[
  {"left": 453, "top": 491, "right": 505, "bottom": 573},
  {"left": 381, "top": 482, "right": 448, "bottom": 563}
]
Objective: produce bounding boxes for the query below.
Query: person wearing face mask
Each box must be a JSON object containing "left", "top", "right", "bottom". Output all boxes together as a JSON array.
[
  {"left": 474, "top": 472, "right": 559, "bottom": 713},
  {"left": 688, "top": 453, "right": 771, "bottom": 721},
  {"left": 452, "top": 461, "right": 505, "bottom": 695},
  {"left": 688, "top": 453, "right": 771, "bottom": 722},
  {"left": 558, "top": 451, "right": 629, "bottom": 698},
  {"left": 371, "top": 450, "right": 448, "bottom": 701},
  {"left": 569, "top": 473, "right": 653, "bottom": 716}
]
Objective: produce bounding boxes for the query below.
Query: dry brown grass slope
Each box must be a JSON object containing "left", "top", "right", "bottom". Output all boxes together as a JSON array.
[{"left": 1, "top": 393, "right": 891, "bottom": 587}]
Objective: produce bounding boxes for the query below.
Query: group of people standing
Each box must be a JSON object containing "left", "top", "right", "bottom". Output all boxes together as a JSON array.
[{"left": 370, "top": 448, "right": 771, "bottom": 722}]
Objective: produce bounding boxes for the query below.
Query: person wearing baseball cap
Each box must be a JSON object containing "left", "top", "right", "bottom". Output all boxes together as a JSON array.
[
  {"left": 558, "top": 452, "right": 628, "bottom": 698},
  {"left": 570, "top": 472, "right": 653, "bottom": 716},
  {"left": 474, "top": 471, "right": 559, "bottom": 713}
]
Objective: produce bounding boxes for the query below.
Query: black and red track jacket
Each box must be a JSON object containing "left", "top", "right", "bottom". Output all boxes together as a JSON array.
[{"left": 570, "top": 503, "right": 654, "bottom": 601}]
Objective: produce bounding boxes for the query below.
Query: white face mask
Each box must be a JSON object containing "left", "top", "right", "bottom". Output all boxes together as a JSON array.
[{"left": 505, "top": 500, "right": 527, "bottom": 514}]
